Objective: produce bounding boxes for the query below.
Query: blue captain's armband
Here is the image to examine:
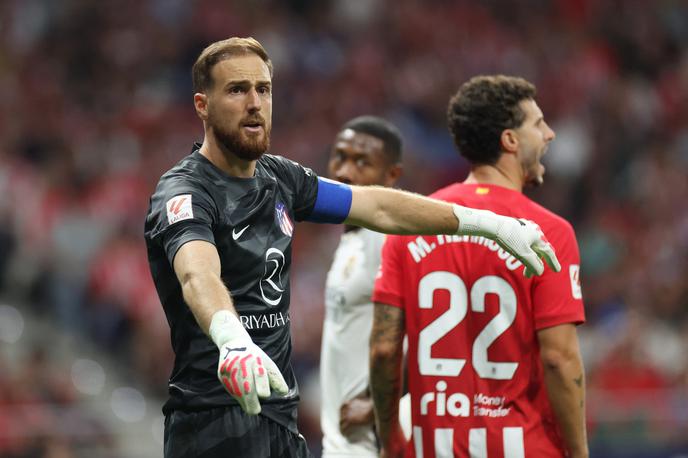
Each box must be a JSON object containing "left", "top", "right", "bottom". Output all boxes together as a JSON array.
[{"left": 307, "top": 177, "right": 352, "bottom": 223}]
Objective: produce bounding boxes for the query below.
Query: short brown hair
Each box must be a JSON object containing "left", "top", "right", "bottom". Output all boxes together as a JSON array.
[
  {"left": 447, "top": 75, "right": 536, "bottom": 165},
  {"left": 192, "top": 37, "right": 273, "bottom": 93}
]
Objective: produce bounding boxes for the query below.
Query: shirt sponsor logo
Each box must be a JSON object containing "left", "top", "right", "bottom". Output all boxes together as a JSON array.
[
  {"left": 570, "top": 264, "right": 582, "bottom": 299},
  {"left": 166, "top": 194, "right": 193, "bottom": 225},
  {"left": 419, "top": 381, "right": 511, "bottom": 418},
  {"left": 419, "top": 380, "right": 470, "bottom": 418},
  {"left": 275, "top": 202, "right": 294, "bottom": 237},
  {"left": 232, "top": 224, "right": 250, "bottom": 240},
  {"left": 239, "top": 311, "right": 290, "bottom": 330},
  {"left": 260, "top": 248, "right": 286, "bottom": 306},
  {"left": 473, "top": 392, "right": 511, "bottom": 418}
]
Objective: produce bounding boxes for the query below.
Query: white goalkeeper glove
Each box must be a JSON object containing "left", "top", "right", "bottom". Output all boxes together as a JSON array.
[
  {"left": 453, "top": 204, "right": 561, "bottom": 278},
  {"left": 209, "top": 310, "right": 289, "bottom": 415}
]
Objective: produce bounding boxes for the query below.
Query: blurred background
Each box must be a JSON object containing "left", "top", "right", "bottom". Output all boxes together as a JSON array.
[{"left": 1, "top": 0, "right": 687, "bottom": 457}]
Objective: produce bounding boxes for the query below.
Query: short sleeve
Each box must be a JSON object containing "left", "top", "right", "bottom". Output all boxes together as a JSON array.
[
  {"left": 272, "top": 156, "right": 319, "bottom": 221},
  {"left": 146, "top": 177, "right": 217, "bottom": 265},
  {"left": 531, "top": 220, "right": 586, "bottom": 330},
  {"left": 372, "top": 234, "right": 406, "bottom": 309}
]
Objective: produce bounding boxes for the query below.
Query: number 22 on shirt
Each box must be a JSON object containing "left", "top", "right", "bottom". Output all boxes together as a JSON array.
[{"left": 413, "top": 271, "right": 524, "bottom": 458}]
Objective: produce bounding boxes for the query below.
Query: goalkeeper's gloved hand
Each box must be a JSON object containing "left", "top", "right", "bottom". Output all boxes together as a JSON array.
[
  {"left": 453, "top": 204, "right": 561, "bottom": 278},
  {"left": 209, "top": 310, "right": 289, "bottom": 415}
]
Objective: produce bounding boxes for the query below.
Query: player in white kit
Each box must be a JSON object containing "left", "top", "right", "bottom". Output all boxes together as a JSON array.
[{"left": 320, "top": 116, "right": 403, "bottom": 457}]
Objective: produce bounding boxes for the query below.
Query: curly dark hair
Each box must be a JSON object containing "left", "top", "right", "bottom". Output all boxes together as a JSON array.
[{"left": 447, "top": 75, "right": 536, "bottom": 165}]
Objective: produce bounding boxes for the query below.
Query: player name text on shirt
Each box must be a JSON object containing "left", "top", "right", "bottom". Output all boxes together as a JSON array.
[{"left": 407, "top": 235, "right": 524, "bottom": 271}]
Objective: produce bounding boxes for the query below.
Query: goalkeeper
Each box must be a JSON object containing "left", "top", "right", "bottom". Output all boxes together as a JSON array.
[{"left": 144, "top": 37, "right": 560, "bottom": 458}]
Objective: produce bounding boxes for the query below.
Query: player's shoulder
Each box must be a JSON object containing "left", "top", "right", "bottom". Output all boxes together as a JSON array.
[
  {"left": 429, "top": 182, "right": 471, "bottom": 202},
  {"left": 149, "top": 152, "right": 217, "bottom": 212},
  {"left": 260, "top": 153, "right": 308, "bottom": 173},
  {"left": 257, "top": 152, "right": 284, "bottom": 171},
  {"left": 260, "top": 153, "right": 289, "bottom": 167},
  {"left": 521, "top": 197, "right": 574, "bottom": 236},
  {"left": 509, "top": 195, "right": 579, "bottom": 255},
  {"left": 155, "top": 155, "right": 209, "bottom": 195},
  {"left": 433, "top": 182, "right": 575, "bottom": 239},
  {"left": 145, "top": 152, "right": 216, "bottom": 237},
  {"left": 259, "top": 153, "right": 315, "bottom": 183}
]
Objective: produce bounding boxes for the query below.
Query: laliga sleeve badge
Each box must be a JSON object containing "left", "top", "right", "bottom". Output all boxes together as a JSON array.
[
  {"left": 166, "top": 194, "right": 194, "bottom": 225},
  {"left": 569, "top": 264, "right": 582, "bottom": 299}
]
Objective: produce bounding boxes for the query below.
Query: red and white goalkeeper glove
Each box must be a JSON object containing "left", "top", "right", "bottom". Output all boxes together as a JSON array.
[
  {"left": 453, "top": 204, "right": 561, "bottom": 277},
  {"left": 209, "top": 310, "right": 289, "bottom": 415}
]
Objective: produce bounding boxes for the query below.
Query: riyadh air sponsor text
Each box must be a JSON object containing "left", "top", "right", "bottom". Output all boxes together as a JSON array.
[{"left": 239, "top": 311, "right": 290, "bottom": 330}]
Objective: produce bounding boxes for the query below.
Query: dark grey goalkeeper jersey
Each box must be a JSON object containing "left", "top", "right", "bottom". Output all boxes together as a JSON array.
[{"left": 144, "top": 144, "right": 321, "bottom": 432}]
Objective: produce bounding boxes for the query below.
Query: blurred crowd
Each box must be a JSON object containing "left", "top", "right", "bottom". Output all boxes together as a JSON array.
[
  {"left": 0, "top": 347, "right": 114, "bottom": 458},
  {"left": 1, "top": 0, "right": 687, "bottom": 456}
]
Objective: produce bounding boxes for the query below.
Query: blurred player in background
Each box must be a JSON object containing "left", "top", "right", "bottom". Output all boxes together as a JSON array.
[
  {"left": 370, "top": 75, "right": 588, "bottom": 458},
  {"left": 144, "top": 35, "right": 560, "bottom": 458},
  {"left": 320, "top": 116, "right": 403, "bottom": 457}
]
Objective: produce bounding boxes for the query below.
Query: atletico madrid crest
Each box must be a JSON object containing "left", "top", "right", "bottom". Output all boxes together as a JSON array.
[{"left": 275, "top": 203, "right": 294, "bottom": 237}]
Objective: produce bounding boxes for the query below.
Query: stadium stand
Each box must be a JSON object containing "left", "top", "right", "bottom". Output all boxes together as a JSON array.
[{"left": 0, "top": 0, "right": 686, "bottom": 456}]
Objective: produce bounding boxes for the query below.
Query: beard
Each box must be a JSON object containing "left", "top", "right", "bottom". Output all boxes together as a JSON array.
[
  {"left": 209, "top": 112, "right": 271, "bottom": 161},
  {"left": 526, "top": 170, "right": 544, "bottom": 188},
  {"left": 523, "top": 146, "right": 546, "bottom": 188}
]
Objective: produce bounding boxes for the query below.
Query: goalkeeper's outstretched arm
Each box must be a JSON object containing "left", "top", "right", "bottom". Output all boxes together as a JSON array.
[{"left": 344, "top": 185, "right": 560, "bottom": 277}]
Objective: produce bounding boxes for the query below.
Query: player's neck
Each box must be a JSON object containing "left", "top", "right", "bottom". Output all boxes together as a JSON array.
[
  {"left": 198, "top": 136, "right": 257, "bottom": 178},
  {"left": 464, "top": 164, "right": 523, "bottom": 192}
]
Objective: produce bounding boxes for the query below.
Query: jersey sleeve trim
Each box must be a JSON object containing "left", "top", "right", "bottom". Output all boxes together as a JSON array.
[
  {"left": 162, "top": 221, "right": 216, "bottom": 266},
  {"left": 371, "top": 290, "right": 404, "bottom": 309},
  {"left": 534, "top": 311, "right": 585, "bottom": 331},
  {"left": 305, "top": 177, "right": 352, "bottom": 224}
]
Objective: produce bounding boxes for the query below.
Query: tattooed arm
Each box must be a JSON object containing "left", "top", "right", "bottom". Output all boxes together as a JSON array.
[
  {"left": 538, "top": 324, "right": 589, "bottom": 458},
  {"left": 370, "top": 303, "right": 406, "bottom": 458}
]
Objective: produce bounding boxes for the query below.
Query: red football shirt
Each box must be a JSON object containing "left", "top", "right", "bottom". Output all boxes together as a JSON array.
[{"left": 373, "top": 183, "right": 585, "bottom": 458}]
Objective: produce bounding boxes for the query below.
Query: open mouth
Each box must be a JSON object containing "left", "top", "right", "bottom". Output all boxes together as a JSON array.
[{"left": 242, "top": 121, "right": 264, "bottom": 133}]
